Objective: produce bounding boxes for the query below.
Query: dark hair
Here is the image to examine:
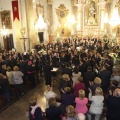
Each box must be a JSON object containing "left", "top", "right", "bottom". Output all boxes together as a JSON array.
[
  {"left": 73, "top": 67, "right": 79, "bottom": 74},
  {"left": 111, "top": 80, "right": 119, "bottom": 87},
  {"left": 87, "top": 66, "right": 92, "bottom": 71},
  {"left": 66, "top": 62, "right": 69, "bottom": 67}
]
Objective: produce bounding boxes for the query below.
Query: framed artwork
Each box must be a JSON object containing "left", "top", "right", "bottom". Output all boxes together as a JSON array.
[
  {"left": 1, "top": 10, "right": 12, "bottom": 29},
  {"left": 56, "top": 4, "right": 69, "bottom": 24}
]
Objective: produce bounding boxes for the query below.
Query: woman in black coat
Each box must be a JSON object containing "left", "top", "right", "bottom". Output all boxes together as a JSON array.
[
  {"left": 45, "top": 97, "right": 62, "bottom": 120},
  {"left": 29, "top": 96, "right": 43, "bottom": 120}
]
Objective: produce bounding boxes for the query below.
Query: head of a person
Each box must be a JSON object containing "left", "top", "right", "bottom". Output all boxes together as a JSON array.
[
  {"left": 102, "top": 65, "right": 106, "bottom": 70},
  {"left": 78, "top": 76, "right": 83, "bottom": 83},
  {"left": 77, "top": 113, "right": 86, "bottom": 120},
  {"left": 95, "top": 87, "right": 103, "bottom": 95},
  {"left": 111, "top": 80, "right": 119, "bottom": 87},
  {"left": 87, "top": 66, "right": 92, "bottom": 72},
  {"left": 66, "top": 105, "right": 76, "bottom": 118},
  {"left": 78, "top": 90, "right": 85, "bottom": 100},
  {"left": 113, "top": 70, "right": 118, "bottom": 76},
  {"left": 94, "top": 77, "right": 101, "bottom": 84},
  {"left": 48, "top": 97, "right": 57, "bottom": 107},
  {"left": 73, "top": 67, "right": 79, "bottom": 74},
  {"left": 13, "top": 66, "right": 19, "bottom": 71},
  {"left": 2, "top": 65, "right": 6, "bottom": 70},
  {"left": 46, "top": 85, "right": 52, "bottom": 91},
  {"left": 66, "top": 63, "right": 70, "bottom": 68},
  {"left": 64, "top": 87, "right": 71, "bottom": 94},
  {"left": 6, "top": 66, "right": 12, "bottom": 72},
  {"left": 28, "top": 61, "right": 32, "bottom": 65},
  {"left": 62, "top": 74, "right": 70, "bottom": 81},
  {"left": 114, "top": 88, "right": 120, "bottom": 97},
  {"left": 29, "top": 95, "right": 37, "bottom": 106}
]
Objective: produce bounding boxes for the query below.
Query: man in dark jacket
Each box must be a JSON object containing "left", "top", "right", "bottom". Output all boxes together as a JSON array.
[
  {"left": 99, "top": 65, "right": 111, "bottom": 93},
  {"left": 106, "top": 88, "right": 120, "bottom": 120},
  {"left": 62, "top": 63, "right": 72, "bottom": 78},
  {"left": 43, "top": 62, "right": 53, "bottom": 86}
]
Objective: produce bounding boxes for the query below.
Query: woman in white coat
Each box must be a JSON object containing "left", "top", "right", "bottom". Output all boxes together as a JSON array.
[{"left": 87, "top": 87, "right": 104, "bottom": 120}]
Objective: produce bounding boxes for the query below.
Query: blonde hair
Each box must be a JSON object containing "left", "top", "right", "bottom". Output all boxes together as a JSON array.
[
  {"left": 95, "top": 87, "right": 103, "bottom": 95},
  {"left": 62, "top": 74, "right": 70, "bottom": 81},
  {"left": 78, "top": 90, "right": 85, "bottom": 99},
  {"left": 64, "top": 87, "right": 71, "bottom": 94},
  {"left": 78, "top": 76, "right": 83, "bottom": 82},
  {"left": 66, "top": 105, "right": 76, "bottom": 118},
  {"left": 29, "top": 95, "right": 37, "bottom": 106},
  {"left": 94, "top": 77, "right": 101, "bottom": 84},
  {"left": 7, "top": 66, "right": 12, "bottom": 71},
  {"left": 13, "top": 66, "right": 19, "bottom": 71}
]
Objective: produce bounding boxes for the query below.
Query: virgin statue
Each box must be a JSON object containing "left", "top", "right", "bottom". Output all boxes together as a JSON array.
[{"left": 87, "top": 1, "right": 97, "bottom": 25}]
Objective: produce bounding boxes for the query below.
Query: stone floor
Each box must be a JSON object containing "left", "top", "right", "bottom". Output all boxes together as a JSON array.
[
  {"left": 0, "top": 80, "right": 45, "bottom": 120},
  {"left": 0, "top": 78, "right": 106, "bottom": 120}
]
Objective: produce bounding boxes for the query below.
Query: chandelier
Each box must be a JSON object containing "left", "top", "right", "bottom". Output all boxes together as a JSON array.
[
  {"left": 34, "top": 15, "right": 47, "bottom": 31},
  {"left": 109, "top": 7, "right": 120, "bottom": 26},
  {"left": 0, "top": 25, "right": 9, "bottom": 36}
]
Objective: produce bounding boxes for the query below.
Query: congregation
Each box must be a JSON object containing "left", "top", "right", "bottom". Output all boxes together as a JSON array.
[{"left": 0, "top": 37, "right": 120, "bottom": 120}]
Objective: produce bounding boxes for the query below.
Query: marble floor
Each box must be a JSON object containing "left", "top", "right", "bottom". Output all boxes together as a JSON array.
[{"left": 0, "top": 78, "right": 106, "bottom": 120}]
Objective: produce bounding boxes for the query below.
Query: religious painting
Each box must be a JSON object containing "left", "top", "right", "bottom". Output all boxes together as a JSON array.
[
  {"left": 1, "top": 10, "right": 12, "bottom": 29},
  {"left": 36, "top": 4, "right": 44, "bottom": 17},
  {"left": 56, "top": 4, "right": 69, "bottom": 25},
  {"left": 84, "top": 0, "right": 99, "bottom": 26}
]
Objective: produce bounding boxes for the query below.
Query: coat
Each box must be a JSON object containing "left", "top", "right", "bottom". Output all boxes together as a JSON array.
[{"left": 88, "top": 93, "right": 104, "bottom": 114}]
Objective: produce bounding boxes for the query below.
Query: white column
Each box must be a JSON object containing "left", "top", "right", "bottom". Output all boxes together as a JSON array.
[
  {"left": 76, "top": 4, "right": 83, "bottom": 36},
  {"left": 98, "top": 0, "right": 106, "bottom": 35}
]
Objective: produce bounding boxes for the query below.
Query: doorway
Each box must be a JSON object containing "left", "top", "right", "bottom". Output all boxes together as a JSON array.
[{"left": 3, "top": 34, "right": 14, "bottom": 51}]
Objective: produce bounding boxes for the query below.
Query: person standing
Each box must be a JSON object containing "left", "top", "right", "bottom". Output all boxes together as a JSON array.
[{"left": 43, "top": 62, "right": 53, "bottom": 86}]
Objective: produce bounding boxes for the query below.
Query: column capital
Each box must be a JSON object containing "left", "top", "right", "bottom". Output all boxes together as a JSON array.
[
  {"left": 98, "top": 1, "right": 106, "bottom": 10},
  {"left": 76, "top": 4, "right": 83, "bottom": 11}
]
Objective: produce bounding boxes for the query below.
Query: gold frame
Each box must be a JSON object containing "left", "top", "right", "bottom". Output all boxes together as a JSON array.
[
  {"left": 56, "top": 4, "right": 69, "bottom": 24},
  {"left": 0, "top": 10, "right": 12, "bottom": 29},
  {"left": 36, "top": 4, "right": 44, "bottom": 17}
]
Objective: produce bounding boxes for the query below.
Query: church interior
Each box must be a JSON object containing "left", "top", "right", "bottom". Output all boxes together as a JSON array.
[{"left": 0, "top": 0, "right": 120, "bottom": 120}]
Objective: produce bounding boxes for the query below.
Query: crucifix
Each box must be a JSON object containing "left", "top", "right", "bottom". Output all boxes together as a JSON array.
[
  {"left": 20, "top": 27, "right": 27, "bottom": 52},
  {"left": 20, "top": 37, "right": 27, "bottom": 51}
]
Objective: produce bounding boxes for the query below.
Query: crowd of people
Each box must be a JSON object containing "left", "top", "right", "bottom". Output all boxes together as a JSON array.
[{"left": 0, "top": 37, "right": 120, "bottom": 120}]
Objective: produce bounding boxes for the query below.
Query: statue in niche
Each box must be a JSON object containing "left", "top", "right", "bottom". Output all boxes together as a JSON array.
[{"left": 87, "top": 1, "right": 97, "bottom": 25}]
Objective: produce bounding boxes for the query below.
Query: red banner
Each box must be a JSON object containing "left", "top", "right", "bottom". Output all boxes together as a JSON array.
[{"left": 12, "top": 0, "right": 19, "bottom": 21}]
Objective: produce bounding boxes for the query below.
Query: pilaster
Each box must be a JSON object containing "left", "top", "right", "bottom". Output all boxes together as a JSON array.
[{"left": 98, "top": 0, "right": 106, "bottom": 35}]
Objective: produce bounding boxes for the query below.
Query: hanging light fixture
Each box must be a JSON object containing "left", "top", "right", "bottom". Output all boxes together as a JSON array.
[
  {"left": 0, "top": 25, "right": 9, "bottom": 36},
  {"left": 34, "top": 15, "right": 47, "bottom": 31},
  {"left": 109, "top": 7, "right": 120, "bottom": 26}
]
